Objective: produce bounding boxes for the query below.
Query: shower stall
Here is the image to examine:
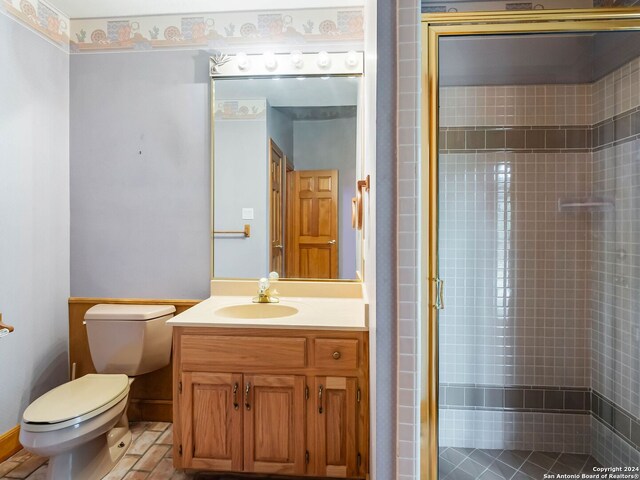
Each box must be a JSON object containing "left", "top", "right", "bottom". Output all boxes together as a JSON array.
[{"left": 421, "top": 10, "right": 640, "bottom": 480}]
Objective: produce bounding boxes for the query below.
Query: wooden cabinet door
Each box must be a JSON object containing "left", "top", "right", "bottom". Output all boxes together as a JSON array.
[
  {"left": 243, "top": 374, "right": 306, "bottom": 475},
  {"left": 315, "top": 376, "right": 359, "bottom": 477},
  {"left": 181, "top": 372, "right": 243, "bottom": 471}
]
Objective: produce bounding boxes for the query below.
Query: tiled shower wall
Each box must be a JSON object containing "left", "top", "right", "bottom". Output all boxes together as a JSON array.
[
  {"left": 590, "top": 56, "right": 640, "bottom": 467},
  {"left": 440, "top": 84, "right": 591, "bottom": 127},
  {"left": 438, "top": 84, "right": 593, "bottom": 390},
  {"left": 438, "top": 84, "right": 593, "bottom": 453},
  {"left": 438, "top": 55, "right": 640, "bottom": 463},
  {"left": 438, "top": 150, "right": 591, "bottom": 389}
]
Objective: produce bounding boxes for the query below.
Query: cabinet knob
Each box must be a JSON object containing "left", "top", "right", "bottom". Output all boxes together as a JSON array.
[{"left": 332, "top": 351, "right": 341, "bottom": 360}]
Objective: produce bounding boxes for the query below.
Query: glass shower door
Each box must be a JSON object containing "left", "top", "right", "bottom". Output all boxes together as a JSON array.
[{"left": 433, "top": 28, "right": 640, "bottom": 480}]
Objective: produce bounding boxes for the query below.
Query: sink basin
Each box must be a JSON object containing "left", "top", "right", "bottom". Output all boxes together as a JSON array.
[{"left": 214, "top": 304, "right": 299, "bottom": 319}]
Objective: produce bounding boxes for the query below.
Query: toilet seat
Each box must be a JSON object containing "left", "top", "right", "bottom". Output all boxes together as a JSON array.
[{"left": 22, "top": 374, "right": 130, "bottom": 433}]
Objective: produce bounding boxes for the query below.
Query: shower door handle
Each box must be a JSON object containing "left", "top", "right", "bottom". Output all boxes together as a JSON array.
[{"left": 434, "top": 278, "right": 444, "bottom": 310}]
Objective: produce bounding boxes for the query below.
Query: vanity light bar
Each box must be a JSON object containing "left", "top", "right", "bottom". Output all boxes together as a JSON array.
[{"left": 209, "top": 51, "right": 364, "bottom": 77}]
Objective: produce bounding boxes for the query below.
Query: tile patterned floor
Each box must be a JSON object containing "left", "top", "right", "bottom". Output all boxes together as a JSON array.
[
  {"left": 439, "top": 447, "right": 603, "bottom": 480},
  {"left": 0, "top": 423, "right": 606, "bottom": 480},
  {"left": 0, "top": 422, "right": 194, "bottom": 480}
]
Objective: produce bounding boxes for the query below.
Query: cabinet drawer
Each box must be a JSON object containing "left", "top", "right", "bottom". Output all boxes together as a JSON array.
[
  {"left": 181, "top": 335, "right": 307, "bottom": 369},
  {"left": 314, "top": 339, "right": 359, "bottom": 369}
]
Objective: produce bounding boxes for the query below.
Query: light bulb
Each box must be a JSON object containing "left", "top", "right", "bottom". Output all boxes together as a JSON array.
[
  {"left": 236, "top": 52, "right": 251, "bottom": 71},
  {"left": 345, "top": 50, "right": 359, "bottom": 68},
  {"left": 290, "top": 50, "right": 304, "bottom": 69},
  {"left": 263, "top": 51, "right": 277, "bottom": 71},
  {"left": 316, "top": 51, "right": 331, "bottom": 69}
]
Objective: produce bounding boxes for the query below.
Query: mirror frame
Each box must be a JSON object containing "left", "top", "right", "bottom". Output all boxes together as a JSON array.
[{"left": 209, "top": 51, "right": 366, "bottom": 282}]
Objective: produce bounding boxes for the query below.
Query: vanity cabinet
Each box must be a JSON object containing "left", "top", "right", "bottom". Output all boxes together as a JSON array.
[{"left": 173, "top": 327, "right": 369, "bottom": 479}]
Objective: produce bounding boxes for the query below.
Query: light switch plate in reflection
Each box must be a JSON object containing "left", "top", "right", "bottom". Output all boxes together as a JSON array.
[{"left": 242, "top": 208, "right": 254, "bottom": 220}]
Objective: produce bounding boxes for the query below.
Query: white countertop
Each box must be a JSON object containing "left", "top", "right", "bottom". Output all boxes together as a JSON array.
[{"left": 167, "top": 280, "right": 368, "bottom": 331}]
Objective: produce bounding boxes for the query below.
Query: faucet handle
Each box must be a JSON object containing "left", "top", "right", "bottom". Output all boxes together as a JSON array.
[{"left": 258, "top": 277, "right": 270, "bottom": 293}]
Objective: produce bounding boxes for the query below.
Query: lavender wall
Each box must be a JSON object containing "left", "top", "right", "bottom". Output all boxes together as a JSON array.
[
  {"left": 0, "top": 14, "right": 70, "bottom": 432},
  {"left": 70, "top": 50, "right": 211, "bottom": 299}
]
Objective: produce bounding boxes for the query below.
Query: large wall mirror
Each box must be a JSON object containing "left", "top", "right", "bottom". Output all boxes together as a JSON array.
[{"left": 211, "top": 52, "right": 364, "bottom": 281}]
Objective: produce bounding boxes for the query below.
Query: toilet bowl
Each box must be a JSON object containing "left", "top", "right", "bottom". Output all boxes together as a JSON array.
[
  {"left": 19, "top": 304, "right": 175, "bottom": 480},
  {"left": 20, "top": 375, "right": 131, "bottom": 480}
]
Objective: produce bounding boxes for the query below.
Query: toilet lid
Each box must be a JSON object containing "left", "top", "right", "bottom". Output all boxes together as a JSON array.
[{"left": 23, "top": 374, "right": 129, "bottom": 428}]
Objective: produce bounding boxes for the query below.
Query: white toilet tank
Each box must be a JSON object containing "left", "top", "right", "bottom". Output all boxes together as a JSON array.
[{"left": 85, "top": 304, "right": 176, "bottom": 376}]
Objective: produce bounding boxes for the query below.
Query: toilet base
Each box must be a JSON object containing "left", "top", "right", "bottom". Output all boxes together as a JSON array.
[
  {"left": 46, "top": 426, "right": 131, "bottom": 480},
  {"left": 21, "top": 379, "right": 136, "bottom": 480}
]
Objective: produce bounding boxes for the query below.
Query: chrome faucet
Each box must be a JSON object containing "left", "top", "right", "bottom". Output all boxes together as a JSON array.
[{"left": 252, "top": 277, "right": 279, "bottom": 304}]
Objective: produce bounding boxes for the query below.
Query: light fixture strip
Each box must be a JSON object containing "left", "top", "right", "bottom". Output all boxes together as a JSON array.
[{"left": 209, "top": 51, "right": 364, "bottom": 78}]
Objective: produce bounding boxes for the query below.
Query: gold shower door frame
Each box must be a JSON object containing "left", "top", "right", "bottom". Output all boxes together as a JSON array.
[{"left": 420, "top": 8, "right": 640, "bottom": 479}]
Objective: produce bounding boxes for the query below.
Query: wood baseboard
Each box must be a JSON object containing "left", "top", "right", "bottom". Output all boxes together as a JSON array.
[
  {"left": 68, "top": 297, "right": 201, "bottom": 306},
  {"left": 0, "top": 425, "right": 21, "bottom": 462}
]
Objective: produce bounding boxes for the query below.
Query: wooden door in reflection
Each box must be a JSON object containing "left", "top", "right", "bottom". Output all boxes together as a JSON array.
[
  {"left": 287, "top": 169, "right": 339, "bottom": 279},
  {"left": 269, "top": 140, "right": 285, "bottom": 277}
]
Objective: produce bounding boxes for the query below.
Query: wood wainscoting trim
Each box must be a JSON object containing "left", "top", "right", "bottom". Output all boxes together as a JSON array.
[
  {"left": 128, "top": 399, "right": 174, "bottom": 423},
  {"left": 69, "top": 297, "right": 201, "bottom": 306},
  {"left": 0, "top": 425, "right": 21, "bottom": 462},
  {"left": 69, "top": 297, "right": 201, "bottom": 423}
]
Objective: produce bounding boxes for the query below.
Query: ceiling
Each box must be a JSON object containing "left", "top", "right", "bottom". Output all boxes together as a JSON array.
[
  {"left": 48, "top": 0, "right": 363, "bottom": 19},
  {"left": 440, "top": 31, "right": 640, "bottom": 86}
]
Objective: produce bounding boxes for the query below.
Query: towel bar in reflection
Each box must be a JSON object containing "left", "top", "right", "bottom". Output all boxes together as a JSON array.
[{"left": 213, "top": 224, "right": 251, "bottom": 238}]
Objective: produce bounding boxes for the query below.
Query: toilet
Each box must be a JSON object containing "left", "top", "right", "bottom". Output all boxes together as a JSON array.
[{"left": 19, "top": 304, "right": 175, "bottom": 480}]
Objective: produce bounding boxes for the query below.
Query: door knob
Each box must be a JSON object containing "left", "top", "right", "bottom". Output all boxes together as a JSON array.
[
  {"left": 327, "top": 240, "right": 336, "bottom": 245},
  {"left": 274, "top": 244, "right": 283, "bottom": 249}
]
